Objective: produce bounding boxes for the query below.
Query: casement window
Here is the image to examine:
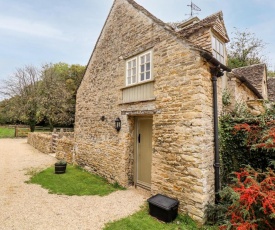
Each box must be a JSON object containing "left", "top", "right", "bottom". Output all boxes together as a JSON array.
[
  {"left": 212, "top": 35, "right": 225, "bottom": 64},
  {"left": 126, "top": 51, "right": 152, "bottom": 86}
]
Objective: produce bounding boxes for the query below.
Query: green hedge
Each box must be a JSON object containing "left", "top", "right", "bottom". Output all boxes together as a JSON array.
[{"left": 219, "top": 115, "right": 275, "bottom": 186}]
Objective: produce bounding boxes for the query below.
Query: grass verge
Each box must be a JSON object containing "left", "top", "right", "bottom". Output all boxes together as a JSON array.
[
  {"left": 27, "top": 165, "right": 124, "bottom": 196},
  {"left": 0, "top": 127, "right": 15, "bottom": 138},
  {"left": 104, "top": 206, "right": 217, "bottom": 230}
]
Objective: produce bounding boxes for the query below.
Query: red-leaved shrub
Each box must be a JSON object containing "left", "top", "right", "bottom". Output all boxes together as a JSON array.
[{"left": 220, "top": 166, "right": 275, "bottom": 230}]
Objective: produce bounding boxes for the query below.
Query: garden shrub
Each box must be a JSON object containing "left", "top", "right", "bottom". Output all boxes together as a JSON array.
[
  {"left": 220, "top": 112, "right": 275, "bottom": 186},
  {"left": 219, "top": 166, "right": 275, "bottom": 230}
]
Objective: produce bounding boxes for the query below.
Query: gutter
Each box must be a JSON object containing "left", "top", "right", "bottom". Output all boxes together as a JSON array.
[{"left": 200, "top": 51, "right": 231, "bottom": 203}]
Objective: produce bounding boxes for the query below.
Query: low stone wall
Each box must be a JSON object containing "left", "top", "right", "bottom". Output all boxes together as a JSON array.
[
  {"left": 28, "top": 132, "right": 75, "bottom": 164},
  {"left": 55, "top": 137, "right": 74, "bottom": 164},
  {"left": 27, "top": 132, "right": 52, "bottom": 154}
]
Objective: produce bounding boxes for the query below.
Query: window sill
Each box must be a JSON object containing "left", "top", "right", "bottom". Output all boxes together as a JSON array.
[
  {"left": 120, "top": 79, "right": 155, "bottom": 90},
  {"left": 119, "top": 98, "right": 156, "bottom": 105}
]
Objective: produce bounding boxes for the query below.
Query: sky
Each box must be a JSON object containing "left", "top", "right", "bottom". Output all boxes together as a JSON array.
[{"left": 1, "top": 0, "right": 275, "bottom": 84}]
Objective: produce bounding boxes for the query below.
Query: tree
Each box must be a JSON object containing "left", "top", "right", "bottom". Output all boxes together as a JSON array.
[
  {"left": 39, "top": 63, "right": 85, "bottom": 130},
  {"left": 0, "top": 63, "right": 85, "bottom": 129},
  {"left": 227, "top": 28, "right": 266, "bottom": 69},
  {"left": 0, "top": 65, "right": 41, "bottom": 131}
]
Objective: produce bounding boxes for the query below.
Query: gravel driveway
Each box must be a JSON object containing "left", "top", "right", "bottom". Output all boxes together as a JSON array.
[{"left": 0, "top": 138, "right": 148, "bottom": 230}]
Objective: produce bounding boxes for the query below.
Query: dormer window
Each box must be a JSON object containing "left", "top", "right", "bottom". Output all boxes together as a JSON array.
[
  {"left": 212, "top": 35, "right": 225, "bottom": 64},
  {"left": 126, "top": 51, "right": 152, "bottom": 86}
]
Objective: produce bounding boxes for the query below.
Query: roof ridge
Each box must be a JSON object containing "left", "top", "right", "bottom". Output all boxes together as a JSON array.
[
  {"left": 126, "top": 0, "right": 166, "bottom": 27},
  {"left": 233, "top": 63, "right": 266, "bottom": 70}
]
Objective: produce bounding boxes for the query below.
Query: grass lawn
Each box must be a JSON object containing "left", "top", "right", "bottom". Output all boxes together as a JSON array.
[
  {"left": 27, "top": 165, "right": 124, "bottom": 196},
  {"left": 104, "top": 207, "right": 217, "bottom": 230},
  {"left": 0, "top": 126, "right": 15, "bottom": 138}
]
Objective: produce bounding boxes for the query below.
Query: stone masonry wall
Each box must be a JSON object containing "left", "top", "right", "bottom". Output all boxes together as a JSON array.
[
  {"left": 28, "top": 132, "right": 74, "bottom": 164},
  {"left": 186, "top": 28, "right": 212, "bottom": 53},
  {"left": 75, "top": 0, "right": 220, "bottom": 224},
  {"left": 227, "top": 76, "right": 259, "bottom": 110},
  {"left": 28, "top": 132, "right": 52, "bottom": 154},
  {"left": 55, "top": 137, "right": 74, "bottom": 164}
]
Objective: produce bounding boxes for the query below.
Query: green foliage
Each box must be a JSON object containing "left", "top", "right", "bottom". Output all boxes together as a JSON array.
[
  {"left": 220, "top": 166, "right": 275, "bottom": 230},
  {"left": 227, "top": 28, "right": 266, "bottom": 69},
  {"left": 39, "top": 62, "right": 85, "bottom": 129},
  {"left": 0, "top": 126, "right": 15, "bottom": 138},
  {"left": 27, "top": 165, "right": 123, "bottom": 196},
  {"left": 0, "top": 62, "right": 85, "bottom": 129},
  {"left": 222, "top": 90, "right": 231, "bottom": 107},
  {"left": 268, "top": 71, "right": 275, "bottom": 78},
  {"left": 104, "top": 206, "right": 215, "bottom": 230},
  {"left": 206, "top": 187, "right": 238, "bottom": 226},
  {"left": 219, "top": 111, "right": 275, "bottom": 185},
  {"left": 207, "top": 166, "right": 275, "bottom": 229}
]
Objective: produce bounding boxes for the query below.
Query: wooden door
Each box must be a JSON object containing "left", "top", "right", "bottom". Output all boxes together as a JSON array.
[{"left": 136, "top": 117, "right": 152, "bottom": 189}]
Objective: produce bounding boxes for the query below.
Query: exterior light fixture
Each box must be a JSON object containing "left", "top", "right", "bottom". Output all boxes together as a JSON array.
[{"left": 115, "top": 117, "right": 121, "bottom": 132}]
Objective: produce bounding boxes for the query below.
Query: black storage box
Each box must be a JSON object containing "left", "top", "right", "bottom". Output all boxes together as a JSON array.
[{"left": 147, "top": 194, "right": 179, "bottom": 222}]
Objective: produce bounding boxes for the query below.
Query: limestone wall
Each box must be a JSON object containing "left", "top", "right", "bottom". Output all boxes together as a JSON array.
[
  {"left": 227, "top": 76, "right": 259, "bottom": 110},
  {"left": 55, "top": 137, "right": 74, "bottom": 164},
  {"left": 27, "top": 132, "right": 52, "bottom": 154},
  {"left": 28, "top": 132, "right": 74, "bottom": 164},
  {"left": 74, "top": 0, "right": 222, "bottom": 224}
]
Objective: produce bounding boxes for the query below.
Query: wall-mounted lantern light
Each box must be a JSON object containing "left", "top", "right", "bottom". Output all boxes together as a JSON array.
[{"left": 115, "top": 117, "right": 121, "bottom": 132}]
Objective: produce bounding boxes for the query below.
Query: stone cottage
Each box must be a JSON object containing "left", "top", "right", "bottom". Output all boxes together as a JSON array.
[
  {"left": 226, "top": 64, "right": 269, "bottom": 115},
  {"left": 74, "top": 0, "right": 230, "bottom": 223}
]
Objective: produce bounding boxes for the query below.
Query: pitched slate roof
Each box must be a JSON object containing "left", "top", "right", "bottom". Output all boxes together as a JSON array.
[
  {"left": 267, "top": 78, "right": 275, "bottom": 101},
  {"left": 176, "top": 11, "right": 229, "bottom": 42},
  {"left": 232, "top": 64, "right": 266, "bottom": 97}
]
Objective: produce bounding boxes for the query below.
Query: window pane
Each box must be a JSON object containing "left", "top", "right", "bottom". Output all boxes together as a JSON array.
[
  {"left": 128, "top": 62, "right": 131, "bottom": 69},
  {"left": 128, "top": 69, "right": 131, "bottom": 77},
  {"left": 141, "top": 64, "right": 145, "bottom": 73},
  {"left": 140, "top": 73, "right": 144, "bottom": 81},
  {"left": 146, "top": 53, "right": 150, "bottom": 62},
  {"left": 212, "top": 37, "right": 216, "bottom": 50},
  {"left": 132, "top": 67, "right": 136, "bottom": 75},
  {"left": 133, "top": 59, "right": 136, "bottom": 67},
  {"left": 146, "top": 71, "right": 150, "bottom": 80},
  {"left": 132, "top": 75, "right": 136, "bottom": 83},
  {"left": 127, "top": 77, "right": 131, "bottom": 85},
  {"left": 220, "top": 43, "right": 224, "bottom": 56},
  {"left": 146, "top": 63, "right": 150, "bottom": 71},
  {"left": 141, "top": 56, "right": 145, "bottom": 64}
]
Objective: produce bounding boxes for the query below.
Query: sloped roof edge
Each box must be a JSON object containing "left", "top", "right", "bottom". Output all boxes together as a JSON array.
[
  {"left": 80, "top": 0, "right": 231, "bottom": 88},
  {"left": 229, "top": 72, "right": 263, "bottom": 99},
  {"left": 178, "top": 11, "right": 229, "bottom": 42}
]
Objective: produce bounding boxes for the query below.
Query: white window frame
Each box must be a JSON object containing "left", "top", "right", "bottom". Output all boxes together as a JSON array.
[
  {"left": 126, "top": 57, "right": 137, "bottom": 85},
  {"left": 212, "top": 35, "right": 225, "bottom": 64},
  {"left": 126, "top": 50, "right": 152, "bottom": 86}
]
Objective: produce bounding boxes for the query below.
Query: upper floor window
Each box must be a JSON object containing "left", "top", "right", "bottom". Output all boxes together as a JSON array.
[
  {"left": 212, "top": 35, "right": 225, "bottom": 64},
  {"left": 126, "top": 51, "right": 152, "bottom": 86}
]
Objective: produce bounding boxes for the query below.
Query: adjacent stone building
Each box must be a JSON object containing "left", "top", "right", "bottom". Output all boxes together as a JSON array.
[
  {"left": 74, "top": 0, "right": 230, "bottom": 223},
  {"left": 225, "top": 64, "right": 269, "bottom": 115},
  {"left": 268, "top": 77, "right": 275, "bottom": 102},
  {"left": 232, "top": 64, "right": 268, "bottom": 100}
]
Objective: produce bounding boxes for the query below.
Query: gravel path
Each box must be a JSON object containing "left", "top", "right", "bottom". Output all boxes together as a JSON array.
[{"left": 0, "top": 138, "right": 148, "bottom": 230}]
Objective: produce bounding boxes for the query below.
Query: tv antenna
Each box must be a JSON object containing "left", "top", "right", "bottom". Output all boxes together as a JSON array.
[{"left": 187, "top": 1, "right": 201, "bottom": 17}]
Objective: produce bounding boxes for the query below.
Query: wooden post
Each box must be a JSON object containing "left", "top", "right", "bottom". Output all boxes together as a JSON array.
[{"left": 15, "top": 125, "right": 18, "bottom": 137}]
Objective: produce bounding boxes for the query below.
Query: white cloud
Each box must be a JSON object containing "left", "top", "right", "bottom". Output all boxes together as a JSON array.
[{"left": 0, "top": 15, "right": 65, "bottom": 39}]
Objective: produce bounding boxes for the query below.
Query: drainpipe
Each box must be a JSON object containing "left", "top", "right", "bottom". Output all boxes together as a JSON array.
[
  {"left": 200, "top": 51, "right": 231, "bottom": 203},
  {"left": 211, "top": 67, "right": 223, "bottom": 203}
]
